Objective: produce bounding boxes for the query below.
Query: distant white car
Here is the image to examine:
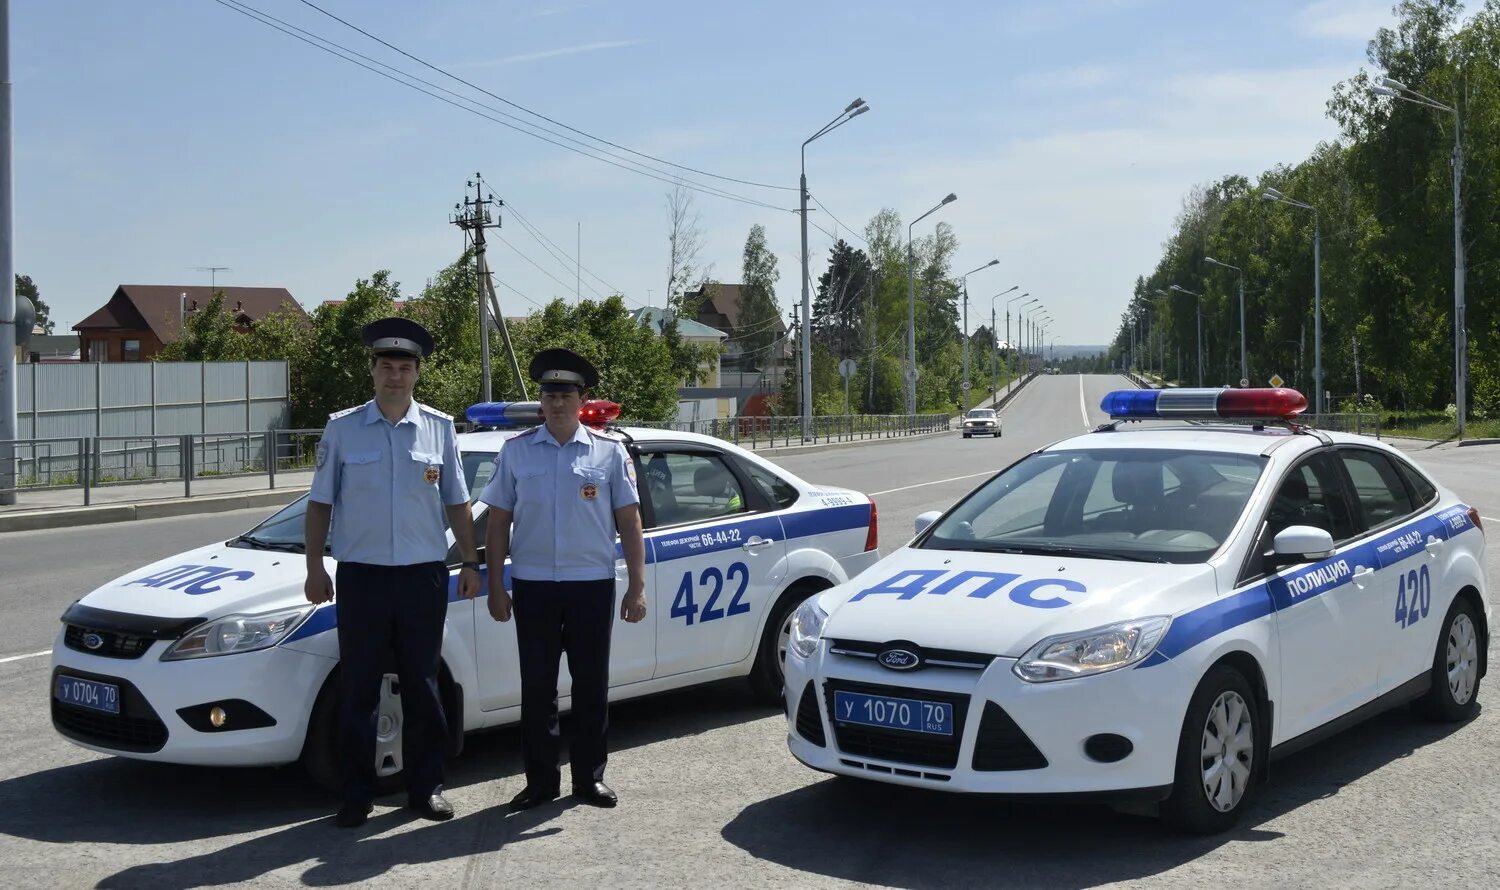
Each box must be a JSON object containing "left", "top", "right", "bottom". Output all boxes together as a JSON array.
[
  {"left": 785, "top": 388, "right": 1488, "bottom": 833},
  {"left": 962, "top": 408, "right": 1001, "bottom": 439},
  {"left": 50, "top": 401, "right": 881, "bottom": 791}
]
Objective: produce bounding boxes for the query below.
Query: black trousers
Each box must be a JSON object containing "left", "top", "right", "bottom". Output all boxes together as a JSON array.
[
  {"left": 511, "top": 578, "right": 615, "bottom": 789},
  {"left": 334, "top": 561, "right": 449, "bottom": 805}
]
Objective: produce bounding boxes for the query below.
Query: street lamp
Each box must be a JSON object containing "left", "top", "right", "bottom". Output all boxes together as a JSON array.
[
  {"left": 1167, "top": 285, "right": 1205, "bottom": 386},
  {"left": 1204, "top": 256, "right": 1247, "bottom": 386},
  {"left": 959, "top": 259, "right": 999, "bottom": 412},
  {"left": 1373, "top": 75, "right": 1466, "bottom": 435},
  {"left": 799, "top": 98, "right": 869, "bottom": 439},
  {"left": 988, "top": 285, "right": 1018, "bottom": 402},
  {"left": 907, "top": 192, "right": 957, "bottom": 416},
  {"left": 1007, "top": 293, "right": 1034, "bottom": 383},
  {"left": 1021, "top": 303, "right": 1046, "bottom": 376},
  {"left": 1262, "top": 186, "right": 1323, "bottom": 414}
]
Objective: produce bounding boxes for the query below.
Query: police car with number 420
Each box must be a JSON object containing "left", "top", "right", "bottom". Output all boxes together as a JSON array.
[
  {"left": 784, "top": 388, "right": 1488, "bottom": 834},
  {"left": 50, "top": 400, "right": 879, "bottom": 792}
]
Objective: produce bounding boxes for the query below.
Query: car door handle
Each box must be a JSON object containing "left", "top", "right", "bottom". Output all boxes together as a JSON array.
[
  {"left": 1352, "top": 566, "right": 1375, "bottom": 589},
  {"left": 741, "top": 537, "right": 775, "bottom": 553},
  {"left": 1425, "top": 536, "right": 1446, "bottom": 558}
]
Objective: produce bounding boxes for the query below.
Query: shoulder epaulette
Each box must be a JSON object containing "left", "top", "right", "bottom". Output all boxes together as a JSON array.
[
  {"left": 328, "top": 404, "right": 363, "bottom": 421},
  {"left": 417, "top": 403, "right": 452, "bottom": 420},
  {"left": 586, "top": 426, "right": 623, "bottom": 441}
]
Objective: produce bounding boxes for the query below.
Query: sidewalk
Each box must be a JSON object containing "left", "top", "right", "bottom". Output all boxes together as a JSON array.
[{"left": 0, "top": 425, "right": 958, "bottom": 534}]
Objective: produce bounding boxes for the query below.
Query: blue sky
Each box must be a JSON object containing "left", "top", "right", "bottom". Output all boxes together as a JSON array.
[{"left": 13, "top": 0, "right": 1402, "bottom": 344}]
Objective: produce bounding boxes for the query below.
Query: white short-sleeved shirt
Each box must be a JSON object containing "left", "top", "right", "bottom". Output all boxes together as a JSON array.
[
  {"left": 479, "top": 423, "right": 640, "bottom": 582},
  {"left": 309, "top": 400, "right": 468, "bottom": 566}
]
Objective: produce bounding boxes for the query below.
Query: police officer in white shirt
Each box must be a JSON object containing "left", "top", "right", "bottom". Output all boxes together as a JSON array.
[
  {"left": 480, "top": 348, "right": 647, "bottom": 810},
  {"left": 303, "top": 318, "right": 482, "bottom": 828}
]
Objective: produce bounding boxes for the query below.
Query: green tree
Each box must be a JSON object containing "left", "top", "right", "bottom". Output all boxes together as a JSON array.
[
  {"left": 300, "top": 272, "right": 402, "bottom": 424},
  {"left": 156, "top": 291, "right": 251, "bottom": 361},
  {"left": 812, "top": 239, "right": 872, "bottom": 360},
  {"left": 15, "top": 275, "right": 52, "bottom": 334},
  {"left": 737, "top": 223, "right": 782, "bottom": 365}
]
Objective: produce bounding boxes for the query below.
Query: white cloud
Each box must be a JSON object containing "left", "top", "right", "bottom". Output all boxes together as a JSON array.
[
  {"left": 455, "top": 39, "right": 644, "bottom": 68},
  {"left": 1295, "top": 0, "right": 1395, "bottom": 40}
]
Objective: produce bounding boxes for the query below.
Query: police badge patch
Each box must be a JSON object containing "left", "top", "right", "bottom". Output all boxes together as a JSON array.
[
  {"left": 580, "top": 483, "right": 599, "bottom": 500},
  {"left": 315, "top": 442, "right": 328, "bottom": 469},
  {"left": 424, "top": 465, "right": 440, "bottom": 484}
]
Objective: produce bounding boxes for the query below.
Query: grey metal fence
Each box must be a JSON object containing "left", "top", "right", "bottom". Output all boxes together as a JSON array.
[
  {"left": 621, "top": 413, "right": 954, "bottom": 448},
  {"left": 1299, "top": 413, "right": 1383, "bottom": 438}
]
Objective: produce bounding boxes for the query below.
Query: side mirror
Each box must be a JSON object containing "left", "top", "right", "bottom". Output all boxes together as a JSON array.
[
  {"left": 914, "top": 510, "right": 943, "bottom": 536},
  {"left": 1266, "top": 525, "right": 1335, "bottom": 567}
]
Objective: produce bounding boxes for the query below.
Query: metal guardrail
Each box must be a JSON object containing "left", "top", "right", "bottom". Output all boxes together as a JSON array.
[
  {"left": 0, "top": 414, "right": 953, "bottom": 502},
  {"left": 0, "top": 429, "right": 326, "bottom": 504},
  {"left": 1298, "top": 413, "right": 1382, "bottom": 439}
]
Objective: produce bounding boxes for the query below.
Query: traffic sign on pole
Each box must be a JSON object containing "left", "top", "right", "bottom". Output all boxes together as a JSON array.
[{"left": 1269, "top": 374, "right": 1284, "bottom": 388}]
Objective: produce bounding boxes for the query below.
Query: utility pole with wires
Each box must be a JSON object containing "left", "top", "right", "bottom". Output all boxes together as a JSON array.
[{"left": 452, "top": 174, "right": 526, "bottom": 402}]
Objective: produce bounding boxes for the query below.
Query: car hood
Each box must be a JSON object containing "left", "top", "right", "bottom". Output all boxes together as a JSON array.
[
  {"left": 74, "top": 541, "right": 308, "bottom": 620},
  {"left": 818, "top": 545, "right": 1217, "bottom": 657}
]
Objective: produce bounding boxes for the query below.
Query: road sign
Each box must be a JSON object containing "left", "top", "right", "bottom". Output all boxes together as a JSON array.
[
  {"left": 961, "top": 381, "right": 972, "bottom": 391},
  {"left": 838, "top": 358, "right": 858, "bottom": 379},
  {"left": 1269, "top": 374, "right": 1284, "bottom": 388},
  {"left": 904, "top": 367, "right": 920, "bottom": 383},
  {"left": 1239, "top": 377, "right": 1249, "bottom": 388}
]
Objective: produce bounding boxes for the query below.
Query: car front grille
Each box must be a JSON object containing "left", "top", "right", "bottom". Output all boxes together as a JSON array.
[
  {"left": 64, "top": 624, "right": 154, "bottom": 659},
  {"left": 794, "top": 681, "right": 826, "bottom": 747},
  {"left": 826, "top": 638, "right": 994, "bottom": 671},
  {"left": 50, "top": 669, "right": 169, "bottom": 753},
  {"left": 971, "top": 701, "right": 1048, "bottom": 771},
  {"left": 823, "top": 679, "right": 970, "bottom": 769}
]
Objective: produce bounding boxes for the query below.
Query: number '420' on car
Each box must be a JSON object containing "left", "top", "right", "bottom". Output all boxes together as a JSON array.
[{"left": 783, "top": 388, "right": 1488, "bottom": 834}]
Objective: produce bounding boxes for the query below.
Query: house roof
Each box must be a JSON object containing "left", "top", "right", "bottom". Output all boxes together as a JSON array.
[
  {"left": 74, "top": 285, "right": 305, "bottom": 343},
  {"left": 687, "top": 283, "right": 786, "bottom": 334},
  {"left": 629, "top": 306, "right": 726, "bottom": 340}
]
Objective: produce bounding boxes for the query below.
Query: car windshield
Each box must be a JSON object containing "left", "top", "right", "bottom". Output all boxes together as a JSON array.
[
  {"left": 966, "top": 410, "right": 995, "bottom": 419},
  {"left": 920, "top": 448, "right": 1264, "bottom": 564},
  {"left": 233, "top": 450, "right": 499, "bottom": 550}
]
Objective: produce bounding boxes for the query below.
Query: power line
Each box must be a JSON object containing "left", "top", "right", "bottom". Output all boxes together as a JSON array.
[
  {"left": 296, "top": 0, "right": 795, "bottom": 192},
  {"left": 211, "top": 0, "right": 790, "bottom": 213},
  {"left": 493, "top": 232, "right": 595, "bottom": 299},
  {"left": 500, "top": 197, "right": 629, "bottom": 299},
  {"left": 809, "top": 193, "right": 868, "bottom": 245}
]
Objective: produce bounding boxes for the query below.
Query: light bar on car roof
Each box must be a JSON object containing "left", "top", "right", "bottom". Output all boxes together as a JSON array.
[
  {"left": 465, "top": 400, "right": 623, "bottom": 429},
  {"left": 1100, "top": 388, "right": 1308, "bottom": 421}
]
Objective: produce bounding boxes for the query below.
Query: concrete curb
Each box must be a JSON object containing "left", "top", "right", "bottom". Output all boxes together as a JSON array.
[
  {"left": 1457, "top": 438, "right": 1500, "bottom": 447},
  {"left": 0, "top": 488, "right": 307, "bottom": 534}
]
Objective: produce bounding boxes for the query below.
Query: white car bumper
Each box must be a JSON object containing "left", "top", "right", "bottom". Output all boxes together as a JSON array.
[
  {"left": 50, "top": 628, "right": 333, "bottom": 767},
  {"left": 784, "top": 640, "right": 1193, "bottom": 798}
]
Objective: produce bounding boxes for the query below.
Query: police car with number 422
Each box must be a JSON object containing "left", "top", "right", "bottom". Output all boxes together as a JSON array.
[
  {"left": 50, "top": 400, "right": 879, "bottom": 792},
  {"left": 784, "top": 388, "right": 1488, "bottom": 834}
]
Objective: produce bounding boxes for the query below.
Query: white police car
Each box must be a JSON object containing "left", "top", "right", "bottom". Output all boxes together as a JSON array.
[
  {"left": 961, "top": 408, "right": 1001, "bottom": 439},
  {"left": 50, "top": 400, "right": 879, "bottom": 790},
  {"left": 784, "top": 388, "right": 1488, "bottom": 833}
]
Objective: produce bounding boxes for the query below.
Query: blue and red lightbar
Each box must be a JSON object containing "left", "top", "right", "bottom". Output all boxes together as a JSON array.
[
  {"left": 1100, "top": 388, "right": 1307, "bottom": 420},
  {"left": 466, "top": 400, "right": 623, "bottom": 429}
]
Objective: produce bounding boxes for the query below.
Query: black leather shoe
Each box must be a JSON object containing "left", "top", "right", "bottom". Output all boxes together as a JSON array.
[
  {"left": 335, "top": 801, "right": 373, "bottom": 828},
  {"left": 572, "top": 781, "right": 618, "bottom": 808},
  {"left": 410, "top": 791, "right": 455, "bottom": 821},
  {"left": 509, "top": 785, "right": 560, "bottom": 811}
]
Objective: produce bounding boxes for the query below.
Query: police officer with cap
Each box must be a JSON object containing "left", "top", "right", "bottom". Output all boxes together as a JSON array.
[
  {"left": 304, "top": 317, "right": 482, "bottom": 828},
  {"left": 479, "top": 347, "right": 647, "bottom": 810}
]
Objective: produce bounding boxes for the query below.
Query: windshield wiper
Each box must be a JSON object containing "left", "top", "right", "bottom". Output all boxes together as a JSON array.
[
  {"left": 232, "top": 534, "right": 305, "bottom": 553},
  {"left": 967, "top": 542, "right": 1168, "bottom": 563}
]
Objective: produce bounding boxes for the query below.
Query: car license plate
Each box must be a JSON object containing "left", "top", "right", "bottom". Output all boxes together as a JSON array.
[
  {"left": 833, "top": 690, "right": 952, "bottom": 735},
  {"left": 54, "top": 675, "right": 120, "bottom": 715}
]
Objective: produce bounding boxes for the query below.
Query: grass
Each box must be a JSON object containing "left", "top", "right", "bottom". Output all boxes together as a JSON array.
[{"left": 1378, "top": 412, "right": 1500, "bottom": 441}]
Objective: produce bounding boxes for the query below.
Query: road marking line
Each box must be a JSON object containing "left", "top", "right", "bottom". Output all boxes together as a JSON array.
[
  {"left": 870, "top": 472, "right": 994, "bottom": 496},
  {"left": 0, "top": 649, "right": 51, "bottom": 664},
  {"left": 1484, "top": 515, "right": 1498, "bottom": 524},
  {"left": 1080, "top": 375, "right": 1089, "bottom": 429}
]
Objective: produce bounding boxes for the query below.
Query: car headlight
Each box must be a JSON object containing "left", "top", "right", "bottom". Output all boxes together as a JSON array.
[
  {"left": 161, "top": 606, "right": 314, "bottom": 661},
  {"left": 788, "top": 599, "right": 829, "bottom": 660},
  {"left": 1013, "top": 617, "right": 1171, "bottom": 682}
]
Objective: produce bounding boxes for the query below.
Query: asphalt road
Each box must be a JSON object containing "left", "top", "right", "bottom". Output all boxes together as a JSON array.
[{"left": 1, "top": 373, "right": 1497, "bottom": 888}]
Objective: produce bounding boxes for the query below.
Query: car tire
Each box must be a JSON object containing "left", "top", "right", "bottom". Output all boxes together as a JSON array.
[
  {"left": 301, "top": 668, "right": 404, "bottom": 795},
  {"left": 1160, "top": 665, "right": 1260, "bottom": 835},
  {"left": 963, "top": 433, "right": 971, "bottom": 439},
  {"left": 749, "top": 585, "right": 822, "bottom": 705},
  {"left": 1413, "top": 596, "right": 1482, "bottom": 723}
]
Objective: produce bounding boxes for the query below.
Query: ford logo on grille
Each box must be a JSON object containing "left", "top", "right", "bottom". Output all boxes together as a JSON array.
[
  {"left": 82, "top": 632, "right": 105, "bottom": 651},
  {"left": 877, "top": 647, "right": 920, "bottom": 671}
]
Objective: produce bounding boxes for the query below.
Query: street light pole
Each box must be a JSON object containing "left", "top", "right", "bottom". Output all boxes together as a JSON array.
[
  {"left": 1262, "top": 187, "right": 1323, "bottom": 413},
  {"left": 906, "top": 193, "right": 957, "bottom": 417},
  {"left": 958, "top": 259, "right": 999, "bottom": 412},
  {"left": 988, "top": 285, "right": 1017, "bottom": 404},
  {"left": 800, "top": 98, "right": 868, "bottom": 440},
  {"left": 1374, "top": 76, "right": 1465, "bottom": 435},
  {"left": 1006, "top": 293, "right": 1033, "bottom": 386},
  {"left": 1168, "top": 285, "right": 1204, "bottom": 386},
  {"left": 1205, "top": 256, "right": 1246, "bottom": 385}
]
